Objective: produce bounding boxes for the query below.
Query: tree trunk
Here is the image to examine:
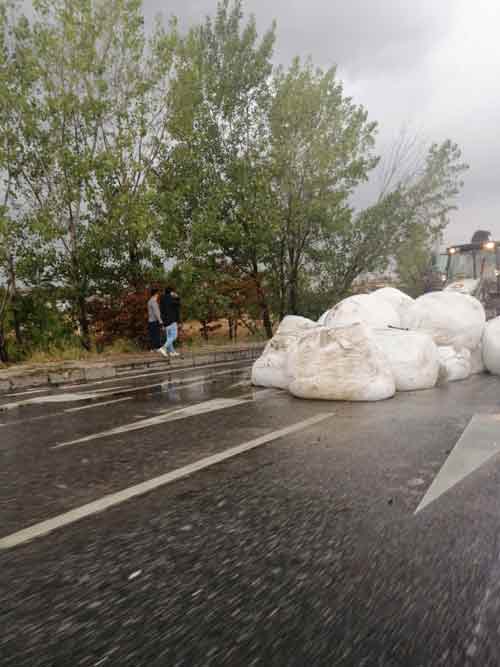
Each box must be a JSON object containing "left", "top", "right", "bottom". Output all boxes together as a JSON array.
[
  {"left": 251, "top": 268, "right": 273, "bottom": 339},
  {"left": 8, "top": 254, "right": 22, "bottom": 345},
  {"left": 0, "top": 282, "right": 12, "bottom": 363},
  {"left": 128, "top": 241, "right": 143, "bottom": 289},
  {"left": 200, "top": 320, "right": 209, "bottom": 341},
  {"left": 261, "top": 300, "right": 273, "bottom": 339},
  {"left": 278, "top": 241, "right": 287, "bottom": 321},
  {"left": 288, "top": 268, "right": 299, "bottom": 315},
  {"left": 67, "top": 198, "right": 91, "bottom": 350},
  {"left": 77, "top": 294, "right": 91, "bottom": 351},
  {"left": 0, "top": 326, "right": 8, "bottom": 363}
]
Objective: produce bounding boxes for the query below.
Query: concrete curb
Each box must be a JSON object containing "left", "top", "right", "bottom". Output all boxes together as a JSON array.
[{"left": 0, "top": 344, "right": 265, "bottom": 394}]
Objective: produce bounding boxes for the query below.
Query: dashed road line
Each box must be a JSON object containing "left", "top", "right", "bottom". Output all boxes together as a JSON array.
[
  {"left": 3, "top": 388, "right": 49, "bottom": 399},
  {"left": 61, "top": 358, "right": 251, "bottom": 390},
  {"left": 0, "top": 413, "right": 332, "bottom": 550},
  {"left": 0, "top": 377, "right": 264, "bottom": 430},
  {"left": 53, "top": 389, "right": 278, "bottom": 450},
  {"left": 53, "top": 397, "right": 254, "bottom": 449},
  {"left": 0, "top": 368, "right": 247, "bottom": 412},
  {"left": 64, "top": 397, "right": 134, "bottom": 413}
]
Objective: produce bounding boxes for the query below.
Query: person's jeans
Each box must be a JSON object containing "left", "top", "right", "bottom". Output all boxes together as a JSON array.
[
  {"left": 148, "top": 322, "right": 162, "bottom": 350},
  {"left": 163, "top": 322, "right": 178, "bottom": 353}
]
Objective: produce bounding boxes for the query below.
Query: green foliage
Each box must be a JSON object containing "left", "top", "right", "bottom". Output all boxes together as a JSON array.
[
  {"left": 15, "top": 290, "right": 76, "bottom": 347},
  {"left": 157, "top": 0, "right": 277, "bottom": 336},
  {"left": 395, "top": 226, "right": 435, "bottom": 297},
  {"left": 0, "top": 0, "right": 469, "bottom": 361},
  {"left": 313, "top": 140, "right": 468, "bottom": 305},
  {"left": 268, "top": 58, "right": 379, "bottom": 314}
]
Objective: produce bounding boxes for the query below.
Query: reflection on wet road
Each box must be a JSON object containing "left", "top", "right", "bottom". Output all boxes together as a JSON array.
[{"left": 3, "top": 364, "right": 500, "bottom": 665}]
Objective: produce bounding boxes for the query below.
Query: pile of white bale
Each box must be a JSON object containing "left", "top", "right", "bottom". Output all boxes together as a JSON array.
[{"left": 252, "top": 287, "right": 500, "bottom": 402}]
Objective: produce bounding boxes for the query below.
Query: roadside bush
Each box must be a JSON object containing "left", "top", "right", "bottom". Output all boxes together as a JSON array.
[{"left": 89, "top": 291, "right": 150, "bottom": 349}]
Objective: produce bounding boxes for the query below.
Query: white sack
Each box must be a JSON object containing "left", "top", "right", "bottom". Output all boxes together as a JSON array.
[
  {"left": 324, "top": 293, "right": 401, "bottom": 330},
  {"left": 373, "top": 287, "right": 414, "bottom": 321},
  {"left": 317, "top": 310, "right": 329, "bottom": 326},
  {"left": 402, "top": 292, "right": 485, "bottom": 350},
  {"left": 482, "top": 317, "right": 500, "bottom": 375},
  {"left": 373, "top": 329, "right": 439, "bottom": 391},
  {"left": 251, "top": 316, "right": 317, "bottom": 389},
  {"left": 287, "top": 323, "right": 396, "bottom": 402},
  {"left": 470, "top": 345, "right": 485, "bottom": 375},
  {"left": 277, "top": 315, "right": 316, "bottom": 336},
  {"left": 438, "top": 346, "right": 471, "bottom": 382}
]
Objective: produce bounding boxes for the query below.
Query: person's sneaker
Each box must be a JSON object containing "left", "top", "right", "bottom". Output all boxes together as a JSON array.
[
  {"left": 170, "top": 351, "right": 180, "bottom": 357},
  {"left": 158, "top": 348, "right": 169, "bottom": 358}
]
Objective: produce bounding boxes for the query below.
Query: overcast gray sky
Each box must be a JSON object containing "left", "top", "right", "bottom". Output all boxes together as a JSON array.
[
  {"left": 21, "top": 0, "right": 500, "bottom": 246},
  {"left": 139, "top": 0, "right": 499, "bottom": 246}
]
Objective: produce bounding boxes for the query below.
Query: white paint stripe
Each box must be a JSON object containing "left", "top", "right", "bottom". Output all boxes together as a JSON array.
[
  {"left": 416, "top": 414, "right": 500, "bottom": 513},
  {"left": 61, "top": 358, "right": 251, "bottom": 390},
  {"left": 54, "top": 397, "right": 252, "bottom": 449},
  {"left": 92, "top": 385, "right": 127, "bottom": 394},
  {"left": 113, "top": 360, "right": 250, "bottom": 382},
  {"left": 0, "top": 400, "right": 137, "bottom": 428},
  {"left": 64, "top": 397, "right": 134, "bottom": 413},
  {"left": 0, "top": 413, "right": 332, "bottom": 550},
  {"left": 0, "top": 358, "right": 253, "bottom": 403},
  {"left": 0, "top": 377, "right": 265, "bottom": 430},
  {"left": 116, "top": 356, "right": 252, "bottom": 377},
  {"left": 2, "top": 388, "right": 49, "bottom": 398},
  {"left": 1, "top": 368, "right": 249, "bottom": 412},
  {"left": 0, "top": 380, "right": 201, "bottom": 428},
  {"left": 52, "top": 388, "right": 277, "bottom": 449}
]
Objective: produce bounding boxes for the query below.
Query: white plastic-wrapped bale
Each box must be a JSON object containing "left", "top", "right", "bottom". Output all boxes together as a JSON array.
[
  {"left": 324, "top": 293, "right": 401, "bottom": 330},
  {"left": 470, "top": 344, "right": 485, "bottom": 375},
  {"left": 251, "top": 315, "right": 317, "bottom": 389},
  {"left": 373, "top": 287, "right": 414, "bottom": 322},
  {"left": 373, "top": 329, "right": 439, "bottom": 391},
  {"left": 287, "top": 323, "right": 396, "bottom": 402},
  {"left": 401, "top": 292, "right": 486, "bottom": 350},
  {"left": 317, "top": 310, "right": 329, "bottom": 326},
  {"left": 438, "top": 346, "right": 471, "bottom": 382},
  {"left": 482, "top": 317, "right": 500, "bottom": 375}
]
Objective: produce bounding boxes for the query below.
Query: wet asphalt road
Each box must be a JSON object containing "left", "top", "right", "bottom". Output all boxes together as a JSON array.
[{"left": 2, "top": 361, "right": 500, "bottom": 665}]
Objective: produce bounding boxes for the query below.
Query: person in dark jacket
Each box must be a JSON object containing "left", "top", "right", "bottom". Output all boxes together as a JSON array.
[{"left": 158, "top": 286, "right": 181, "bottom": 357}]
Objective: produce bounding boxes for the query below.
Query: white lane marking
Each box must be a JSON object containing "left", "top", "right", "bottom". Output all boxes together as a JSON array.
[
  {"left": 2, "top": 388, "right": 49, "bottom": 398},
  {"left": 0, "top": 413, "right": 332, "bottom": 550},
  {"left": 0, "top": 377, "right": 265, "bottom": 430},
  {"left": 0, "top": 358, "right": 253, "bottom": 403},
  {"left": 53, "top": 389, "right": 276, "bottom": 448},
  {"left": 0, "top": 392, "right": 106, "bottom": 411},
  {"left": 416, "top": 414, "right": 500, "bottom": 513},
  {"left": 116, "top": 356, "right": 253, "bottom": 377},
  {"left": 64, "top": 397, "right": 134, "bottom": 413},
  {"left": 53, "top": 397, "right": 252, "bottom": 449},
  {"left": 62, "top": 358, "right": 251, "bottom": 390},
  {"left": 1, "top": 368, "right": 249, "bottom": 412}
]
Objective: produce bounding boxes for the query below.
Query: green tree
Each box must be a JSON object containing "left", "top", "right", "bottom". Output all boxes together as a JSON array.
[
  {"left": 90, "top": 9, "right": 177, "bottom": 289},
  {"left": 158, "top": 0, "right": 277, "bottom": 337},
  {"left": 314, "top": 139, "right": 468, "bottom": 305},
  {"left": 395, "top": 226, "right": 435, "bottom": 297},
  {"left": 0, "top": 0, "right": 37, "bottom": 360},
  {"left": 17, "top": 0, "right": 177, "bottom": 348},
  {"left": 268, "top": 58, "right": 379, "bottom": 315}
]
